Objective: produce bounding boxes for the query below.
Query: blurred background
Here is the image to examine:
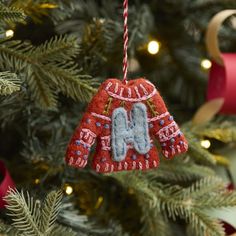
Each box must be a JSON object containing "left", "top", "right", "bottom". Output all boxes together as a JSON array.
[{"left": 0, "top": 0, "right": 236, "bottom": 235}]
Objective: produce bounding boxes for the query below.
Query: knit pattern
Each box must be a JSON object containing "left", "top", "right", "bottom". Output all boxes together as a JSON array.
[{"left": 65, "top": 78, "right": 188, "bottom": 173}]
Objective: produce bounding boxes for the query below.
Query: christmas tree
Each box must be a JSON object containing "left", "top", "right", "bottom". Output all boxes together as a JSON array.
[{"left": 0, "top": 0, "right": 236, "bottom": 235}]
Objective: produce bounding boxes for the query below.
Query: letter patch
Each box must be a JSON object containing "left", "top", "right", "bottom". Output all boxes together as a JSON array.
[{"left": 111, "top": 103, "right": 151, "bottom": 162}]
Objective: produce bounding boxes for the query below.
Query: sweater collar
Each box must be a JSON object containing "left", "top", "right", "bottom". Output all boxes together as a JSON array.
[{"left": 103, "top": 78, "right": 157, "bottom": 102}]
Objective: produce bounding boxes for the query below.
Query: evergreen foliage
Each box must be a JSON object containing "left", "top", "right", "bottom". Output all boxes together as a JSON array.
[
  {"left": 4, "top": 189, "right": 77, "bottom": 236},
  {"left": 0, "top": 0, "right": 236, "bottom": 236},
  {"left": 0, "top": 71, "right": 20, "bottom": 95},
  {"left": 0, "top": 36, "right": 96, "bottom": 109},
  {"left": 112, "top": 174, "right": 236, "bottom": 236},
  {"left": 0, "top": 2, "right": 25, "bottom": 23}
]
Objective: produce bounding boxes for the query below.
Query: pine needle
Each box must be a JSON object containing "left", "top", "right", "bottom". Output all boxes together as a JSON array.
[
  {"left": 0, "top": 71, "right": 20, "bottom": 95},
  {"left": 0, "top": 36, "right": 96, "bottom": 109},
  {"left": 10, "top": 0, "right": 55, "bottom": 23},
  {"left": 112, "top": 173, "right": 236, "bottom": 236},
  {"left": 27, "top": 66, "right": 58, "bottom": 110},
  {"left": 0, "top": 3, "right": 25, "bottom": 23},
  {"left": 40, "top": 191, "right": 62, "bottom": 234},
  {"left": 4, "top": 188, "right": 41, "bottom": 236},
  {"left": 4, "top": 189, "right": 76, "bottom": 236}
]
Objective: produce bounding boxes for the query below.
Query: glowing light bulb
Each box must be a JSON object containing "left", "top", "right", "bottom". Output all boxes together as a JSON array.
[
  {"left": 35, "top": 179, "right": 40, "bottom": 185},
  {"left": 5, "top": 29, "right": 14, "bottom": 38},
  {"left": 201, "top": 59, "right": 212, "bottom": 70},
  {"left": 201, "top": 140, "right": 211, "bottom": 149},
  {"left": 65, "top": 185, "right": 73, "bottom": 195},
  {"left": 147, "top": 40, "right": 160, "bottom": 55},
  {"left": 99, "top": 18, "right": 105, "bottom": 24}
]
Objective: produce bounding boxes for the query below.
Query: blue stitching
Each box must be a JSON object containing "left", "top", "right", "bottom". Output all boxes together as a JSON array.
[
  {"left": 112, "top": 107, "right": 129, "bottom": 162},
  {"left": 111, "top": 103, "right": 151, "bottom": 162},
  {"left": 131, "top": 103, "right": 151, "bottom": 154}
]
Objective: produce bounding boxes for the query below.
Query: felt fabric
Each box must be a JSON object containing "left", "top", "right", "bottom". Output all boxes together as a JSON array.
[
  {"left": 112, "top": 103, "right": 150, "bottom": 162},
  {"left": 65, "top": 78, "right": 188, "bottom": 173}
]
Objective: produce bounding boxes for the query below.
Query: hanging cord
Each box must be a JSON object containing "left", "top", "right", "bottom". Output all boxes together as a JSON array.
[{"left": 122, "top": 0, "right": 129, "bottom": 83}]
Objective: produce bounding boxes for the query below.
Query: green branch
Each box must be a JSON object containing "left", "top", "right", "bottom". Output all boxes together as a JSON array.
[
  {"left": 0, "top": 71, "right": 20, "bottom": 95},
  {"left": 4, "top": 189, "right": 76, "bottom": 236},
  {"left": 0, "top": 3, "right": 25, "bottom": 22},
  {"left": 0, "top": 37, "right": 96, "bottom": 109}
]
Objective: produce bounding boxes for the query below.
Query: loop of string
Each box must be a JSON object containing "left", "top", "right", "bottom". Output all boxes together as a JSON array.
[{"left": 122, "top": 0, "right": 129, "bottom": 83}]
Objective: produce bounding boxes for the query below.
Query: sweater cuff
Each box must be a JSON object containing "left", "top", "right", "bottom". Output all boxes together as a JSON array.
[
  {"left": 65, "top": 141, "right": 90, "bottom": 168},
  {"left": 67, "top": 156, "right": 88, "bottom": 168},
  {"left": 161, "top": 140, "right": 188, "bottom": 159}
]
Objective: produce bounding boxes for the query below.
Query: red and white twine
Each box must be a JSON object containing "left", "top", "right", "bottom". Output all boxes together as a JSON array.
[{"left": 123, "top": 0, "right": 129, "bottom": 83}]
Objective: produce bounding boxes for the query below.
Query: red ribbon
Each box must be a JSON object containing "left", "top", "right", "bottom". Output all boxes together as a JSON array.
[
  {"left": 207, "top": 53, "right": 236, "bottom": 114},
  {"left": 0, "top": 160, "right": 15, "bottom": 208}
]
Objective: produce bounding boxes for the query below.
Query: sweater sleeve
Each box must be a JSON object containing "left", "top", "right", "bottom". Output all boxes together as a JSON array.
[
  {"left": 65, "top": 112, "right": 101, "bottom": 168},
  {"left": 150, "top": 92, "right": 188, "bottom": 159},
  {"left": 65, "top": 89, "right": 105, "bottom": 168}
]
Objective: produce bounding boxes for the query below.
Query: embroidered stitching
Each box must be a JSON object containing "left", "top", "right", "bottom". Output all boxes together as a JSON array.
[
  {"left": 158, "top": 129, "right": 181, "bottom": 142},
  {"left": 146, "top": 98, "right": 158, "bottom": 117},
  {"left": 128, "top": 88, "right": 132, "bottom": 97},
  {"left": 131, "top": 103, "right": 151, "bottom": 153},
  {"left": 112, "top": 103, "right": 151, "bottom": 162},
  {"left": 112, "top": 107, "right": 129, "bottom": 162},
  {"left": 157, "top": 121, "right": 177, "bottom": 134},
  {"left": 79, "top": 129, "right": 96, "bottom": 146},
  {"left": 96, "top": 164, "right": 100, "bottom": 172},
  {"left": 124, "top": 162, "right": 128, "bottom": 170},
  {"left": 78, "top": 139, "right": 92, "bottom": 148},
  {"left": 120, "top": 87, "right": 124, "bottom": 96},
  {"left": 101, "top": 147, "right": 111, "bottom": 151},
  {"left": 101, "top": 135, "right": 111, "bottom": 151},
  {"left": 153, "top": 160, "right": 158, "bottom": 167},
  {"left": 103, "top": 97, "right": 113, "bottom": 115},
  {"left": 107, "top": 89, "right": 157, "bottom": 102},
  {"left": 145, "top": 160, "right": 149, "bottom": 169},
  {"left": 148, "top": 112, "right": 170, "bottom": 122},
  {"left": 105, "top": 82, "right": 113, "bottom": 90},
  {"left": 66, "top": 79, "right": 188, "bottom": 173},
  {"left": 110, "top": 164, "right": 114, "bottom": 172},
  {"left": 91, "top": 112, "right": 111, "bottom": 121},
  {"left": 81, "top": 129, "right": 96, "bottom": 137},
  {"left": 115, "top": 82, "right": 119, "bottom": 93},
  {"left": 92, "top": 111, "right": 170, "bottom": 123},
  {"left": 101, "top": 138, "right": 153, "bottom": 151},
  {"left": 138, "top": 162, "right": 143, "bottom": 169},
  {"left": 140, "top": 84, "right": 148, "bottom": 95},
  {"left": 101, "top": 135, "right": 111, "bottom": 139},
  {"left": 134, "top": 86, "right": 141, "bottom": 98},
  {"left": 121, "top": 101, "right": 126, "bottom": 108},
  {"left": 162, "top": 142, "right": 188, "bottom": 158}
]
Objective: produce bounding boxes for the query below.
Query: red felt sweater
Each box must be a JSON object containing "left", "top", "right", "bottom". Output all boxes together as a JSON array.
[{"left": 65, "top": 78, "right": 188, "bottom": 173}]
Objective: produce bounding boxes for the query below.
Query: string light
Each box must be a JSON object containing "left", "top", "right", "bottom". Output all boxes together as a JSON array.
[
  {"left": 200, "top": 139, "right": 211, "bottom": 149},
  {"left": 94, "top": 196, "right": 103, "bottom": 209},
  {"left": 147, "top": 40, "right": 160, "bottom": 55},
  {"left": 34, "top": 178, "right": 40, "bottom": 185},
  {"left": 5, "top": 29, "right": 14, "bottom": 38},
  {"left": 39, "top": 3, "right": 58, "bottom": 9},
  {"left": 99, "top": 18, "right": 105, "bottom": 24},
  {"left": 201, "top": 59, "right": 212, "bottom": 70},
  {"left": 65, "top": 185, "right": 73, "bottom": 195}
]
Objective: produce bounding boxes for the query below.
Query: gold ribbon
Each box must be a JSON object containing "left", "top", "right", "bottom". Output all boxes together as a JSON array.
[
  {"left": 206, "top": 9, "right": 236, "bottom": 65},
  {"left": 192, "top": 10, "right": 236, "bottom": 125}
]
